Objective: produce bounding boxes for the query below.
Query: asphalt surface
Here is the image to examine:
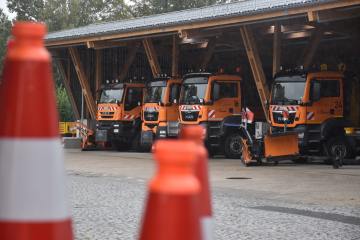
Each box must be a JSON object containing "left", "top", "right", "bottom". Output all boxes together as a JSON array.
[{"left": 64, "top": 150, "right": 360, "bottom": 240}]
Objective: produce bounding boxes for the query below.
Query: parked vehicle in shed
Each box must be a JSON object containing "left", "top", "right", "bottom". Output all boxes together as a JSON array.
[
  {"left": 269, "top": 70, "right": 360, "bottom": 161},
  {"left": 94, "top": 81, "right": 145, "bottom": 150},
  {"left": 140, "top": 76, "right": 182, "bottom": 150},
  {"left": 178, "top": 72, "right": 242, "bottom": 158}
]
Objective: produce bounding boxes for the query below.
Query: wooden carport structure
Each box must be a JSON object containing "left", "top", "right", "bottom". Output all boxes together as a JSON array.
[{"left": 46, "top": 0, "right": 360, "bottom": 121}]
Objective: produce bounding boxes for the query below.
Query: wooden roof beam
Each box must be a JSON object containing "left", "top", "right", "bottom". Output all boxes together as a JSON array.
[
  {"left": 86, "top": 40, "right": 127, "bottom": 49},
  {"left": 56, "top": 58, "right": 80, "bottom": 120},
  {"left": 142, "top": 38, "right": 161, "bottom": 77},
  {"left": 172, "top": 35, "right": 179, "bottom": 77},
  {"left": 272, "top": 22, "right": 282, "bottom": 77},
  {"left": 240, "top": 25, "right": 270, "bottom": 122},
  {"left": 118, "top": 42, "right": 140, "bottom": 82},
  {"left": 200, "top": 37, "right": 217, "bottom": 70},
  {"left": 68, "top": 47, "right": 97, "bottom": 119}
]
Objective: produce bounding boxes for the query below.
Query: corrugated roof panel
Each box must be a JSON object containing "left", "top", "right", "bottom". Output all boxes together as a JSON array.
[{"left": 46, "top": 0, "right": 335, "bottom": 42}]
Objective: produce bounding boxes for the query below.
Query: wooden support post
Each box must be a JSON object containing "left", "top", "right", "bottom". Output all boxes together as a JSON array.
[
  {"left": 272, "top": 22, "right": 281, "bottom": 77},
  {"left": 142, "top": 38, "right": 161, "bottom": 77},
  {"left": 95, "top": 49, "right": 102, "bottom": 100},
  {"left": 172, "top": 35, "right": 179, "bottom": 77},
  {"left": 68, "top": 47, "right": 97, "bottom": 119},
  {"left": 240, "top": 25, "right": 270, "bottom": 122},
  {"left": 56, "top": 59, "right": 80, "bottom": 120},
  {"left": 302, "top": 27, "right": 324, "bottom": 70},
  {"left": 118, "top": 42, "right": 140, "bottom": 82},
  {"left": 200, "top": 38, "right": 217, "bottom": 70}
]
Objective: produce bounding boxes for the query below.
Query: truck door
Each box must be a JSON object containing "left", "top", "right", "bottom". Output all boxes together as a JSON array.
[
  {"left": 210, "top": 81, "right": 240, "bottom": 120},
  {"left": 124, "top": 87, "right": 143, "bottom": 120},
  {"left": 167, "top": 83, "right": 181, "bottom": 121},
  {"left": 307, "top": 79, "right": 342, "bottom": 124}
]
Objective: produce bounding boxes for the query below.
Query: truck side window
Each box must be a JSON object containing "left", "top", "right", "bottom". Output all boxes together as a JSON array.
[
  {"left": 169, "top": 84, "right": 180, "bottom": 103},
  {"left": 320, "top": 80, "right": 340, "bottom": 98},
  {"left": 125, "top": 88, "right": 143, "bottom": 111},
  {"left": 212, "top": 82, "right": 238, "bottom": 101}
]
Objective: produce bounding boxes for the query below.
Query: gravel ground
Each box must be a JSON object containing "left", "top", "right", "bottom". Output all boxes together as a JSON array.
[{"left": 68, "top": 173, "right": 360, "bottom": 240}]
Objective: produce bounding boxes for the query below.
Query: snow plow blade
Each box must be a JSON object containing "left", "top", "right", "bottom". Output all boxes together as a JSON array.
[{"left": 264, "top": 132, "right": 299, "bottom": 158}]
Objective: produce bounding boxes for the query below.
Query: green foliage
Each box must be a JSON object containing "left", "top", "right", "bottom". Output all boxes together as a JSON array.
[
  {"left": 56, "top": 85, "right": 74, "bottom": 121},
  {"left": 129, "top": 0, "right": 232, "bottom": 16},
  {"left": 0, "top": 9, "right": 11, "bottom": 74},
  {"left": 7, "top": 0, "right": 45, "bottom": 21}
]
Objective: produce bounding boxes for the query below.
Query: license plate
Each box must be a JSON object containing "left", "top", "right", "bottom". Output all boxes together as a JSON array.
[{"left": 113, "top": 129, "right": 119, "bottom": 133}]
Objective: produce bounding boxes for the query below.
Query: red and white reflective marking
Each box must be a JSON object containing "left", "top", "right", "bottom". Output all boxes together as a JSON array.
[
  {"left": 201, "top": 217, "right": 213, "bottom": 240},
  {"left": 208, "top": 110, "right": 215, "bottom": 118},
  {"left": 0, "top": 139, "right": 69, "bottom": 221},
  {"left": 124, "top": 114, "right": 135, "bottom": 120},
  {"left": 98, "top": 106, "right": 117, "bottom": 111},
  {"left": 307, "top": 112, "right": 315, "bottom": 120},
  {"left": 144, "top": 106, "right": 160, "bottom": 111},
  {"left": 271, "top": 105, "right": 299, "bottom": 112},
  {"left": 180, "top": 105, "right": 202, "bottom": 111}
]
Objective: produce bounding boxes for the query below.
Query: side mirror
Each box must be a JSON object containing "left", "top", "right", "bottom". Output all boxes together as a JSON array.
[{"left": 311, "top": 81, "right": 321, "bottom": 102}]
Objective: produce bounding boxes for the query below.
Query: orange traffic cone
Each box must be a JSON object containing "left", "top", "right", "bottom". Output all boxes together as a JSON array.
[
  {"left": 139, "top": 140, "right": 202, "bottom": 240},
  {"left": 0, "top": 22, "right": 73, "bottom": 240},
  {"left": 180, "top": 125, "right": 213, "bottom": 240}
]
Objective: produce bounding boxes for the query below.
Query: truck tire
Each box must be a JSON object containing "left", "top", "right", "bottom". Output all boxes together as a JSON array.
[
  {"left": 326, "top": 137, "right": 353, "bottom": 160},
  {"left": 224, "top": 133, "right": 243, "bottom": 159}
]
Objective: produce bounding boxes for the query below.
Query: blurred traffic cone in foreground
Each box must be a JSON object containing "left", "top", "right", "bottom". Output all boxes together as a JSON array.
[
  {"left": 139, "top": 140, "right": 202, "bottom": 240},
  {"left": 0, "top": 22, "right": 73, "bottom": 240},
  {"left": 180, "top": 125, "right": 213, "bottom": 240}
]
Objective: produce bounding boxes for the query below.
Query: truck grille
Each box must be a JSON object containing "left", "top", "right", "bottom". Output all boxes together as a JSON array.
[
  {"left": 272, "top": 112, "right": 296, "bottom": 124},
  {"left": 144, "top": 111, "right": 159, "bottom": 121},
  {"left": 181, "top": 111, "right": 199, "bottom": 122}
]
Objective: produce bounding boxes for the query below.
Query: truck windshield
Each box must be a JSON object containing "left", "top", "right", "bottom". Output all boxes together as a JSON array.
[
  {"left": 271, "top": 76, "right": 306, "bottom": 105},
  {"left": 145, "top": 86, "right": 166, "bottom": 103},
  {"left": 180, "top": 83, "right": 208, "bottom": 104},
  {"left": 99, "top": 88, "right": 124, "bottom": 103}
]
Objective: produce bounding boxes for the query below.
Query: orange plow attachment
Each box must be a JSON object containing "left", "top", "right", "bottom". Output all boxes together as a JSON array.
[{"left": 264, "top": 132, "right": 299, "bottom": 158}]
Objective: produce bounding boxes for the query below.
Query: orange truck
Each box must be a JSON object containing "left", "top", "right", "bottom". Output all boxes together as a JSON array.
[
  {"left": 140, "top": 77, "right": 182, "bottom": 150},
  {"left": 269, "top": 70, "right": 360, "bottom": 161},
  {"left": 179, "top": 72, "right": 242, "bottom": 158},
  {"left": 95, "top": 82, "right": 145, "bottom": 150}
]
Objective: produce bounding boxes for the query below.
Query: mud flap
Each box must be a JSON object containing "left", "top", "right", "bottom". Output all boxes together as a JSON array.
[{"left": 264, "top": 132, "right": 299, "bottom": 158}]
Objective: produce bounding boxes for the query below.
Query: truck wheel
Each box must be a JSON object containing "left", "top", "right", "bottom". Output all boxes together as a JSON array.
[
  {"left": 326, "top": 137, "right": 352, "bottom": 160},
  {"left": 224, "top": 133, "right": 243, "bottom": 159}
]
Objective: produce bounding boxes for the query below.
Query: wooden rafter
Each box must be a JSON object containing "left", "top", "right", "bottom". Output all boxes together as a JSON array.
[
  {"left": 56, "top": 58, "right": 80, "bottom": 120},
  {"left": 142, "top": 38, "right": 161, "bottom": 77},
  {"left": 302, "top": 27, "right": 324, "bottom": 70},
  {"left": 200, "top": 38, "right": 217, "bottom": 70},
  {"left": 68, "top": 47, "right": 97, "bottom": 119},
  {"left": 240, "top": 25, "right": 270, "bottom": 122},
  {"left": 46, "top": 0, "right": 360, "bottom": 47},
  {"left": 172, "top": 35, "right": 179, "bottom": 77},
  {"left": 95, "top": 49, "right": 102, "bottom": 100},
  {"left": 272, "top": 22, "right": 281, "bottom": 77},
  {"left": 118, "top": 42, "right": 140, "bottom": 82},
  {"left": 87, "top": 40, "right": 126, "bottom": 49}
]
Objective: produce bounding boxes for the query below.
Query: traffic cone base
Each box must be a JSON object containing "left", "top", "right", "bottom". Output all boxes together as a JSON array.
[
  {"left": 0, "top": 220, "right": 73, "bottom": 240},
  {"left": 140, "top": 192, "right": 201, "bottom": 240}
]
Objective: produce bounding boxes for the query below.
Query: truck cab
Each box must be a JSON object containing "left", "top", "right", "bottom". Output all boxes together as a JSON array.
[
  {"left": 96, "top": 82, "right": 145, "bottom": 150},
  {"left": 179, "top": 72, "right": 242, "bottom": 158},
  {"left": 270, "top": 70, "right": 360, "bottom": 158},
  {"left": 140, "top": 77, "right": 182, "bottom": 149}
]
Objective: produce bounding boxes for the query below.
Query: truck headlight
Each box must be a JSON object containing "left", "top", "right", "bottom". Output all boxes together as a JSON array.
[
  {"left": 114, "top": 129, "right": 119, "bottom": 133},
  {"left": 298, "top": 132, "right": 305, "bottom": 139}
]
